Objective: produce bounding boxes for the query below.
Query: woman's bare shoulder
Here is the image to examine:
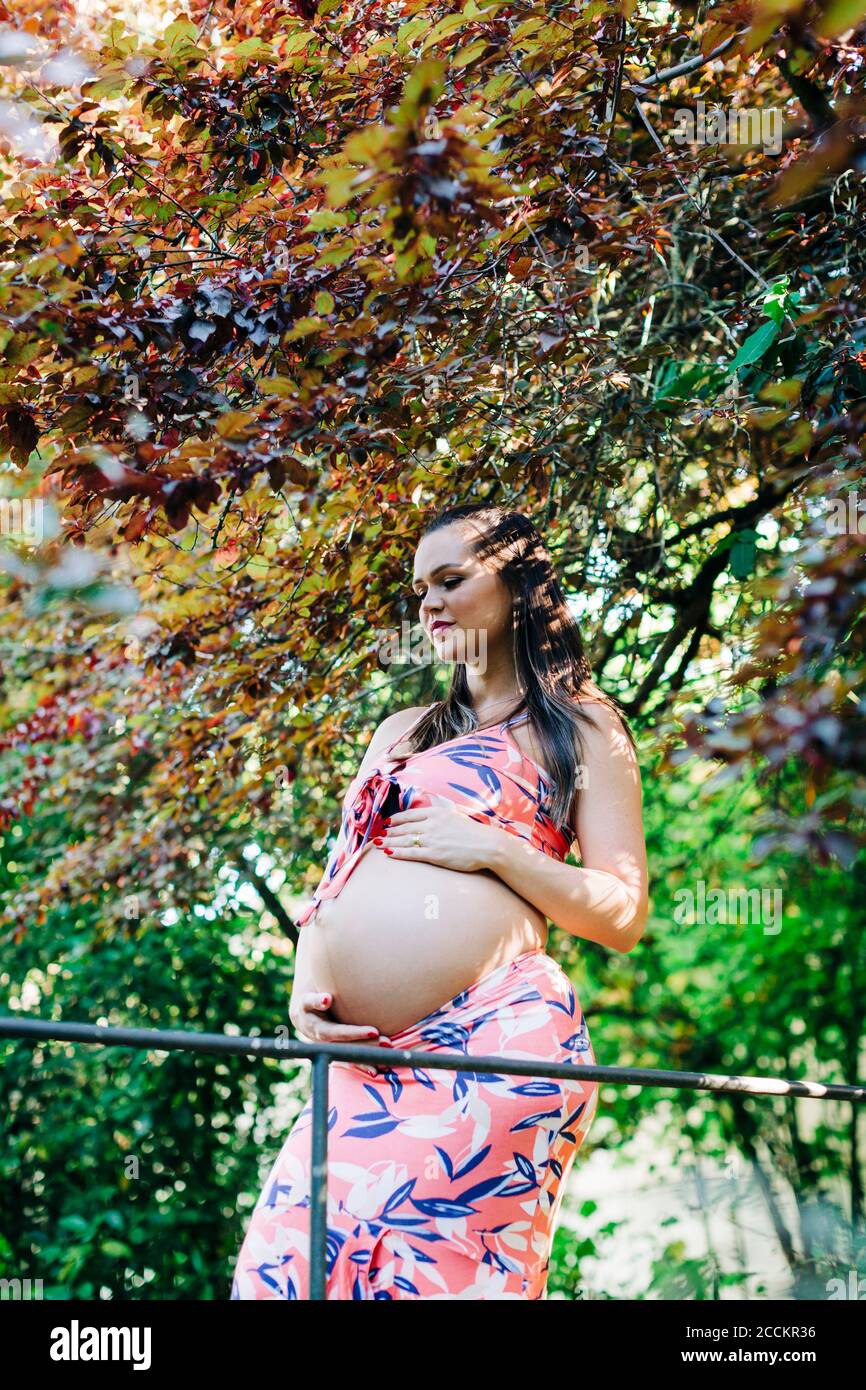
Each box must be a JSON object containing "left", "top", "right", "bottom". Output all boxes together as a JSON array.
[
  {"left": 573, "top": 681, "right": 609, "bottom": 706},
  {"left": 368, "top": 703, "right": 433, "bottom": 754},
  {"left": 380, "top": 703, "right": 433, "bottom": 736},
  {"left": 570, "top": 685, "right": 632, "bottom": 743},
  {"left": 347, "top": 705, "right": 433, "bottom": 788}
]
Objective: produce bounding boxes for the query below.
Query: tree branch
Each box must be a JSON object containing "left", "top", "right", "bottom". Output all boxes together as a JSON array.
[
  {"left": 775, "top": 54, "right": 836, "bottom": 134},
  {"left": 629, "top": 33, "right": 743, "bottom": 93},
  {"left": 233, "top": 856, "right": 298, "bottom": 944}
]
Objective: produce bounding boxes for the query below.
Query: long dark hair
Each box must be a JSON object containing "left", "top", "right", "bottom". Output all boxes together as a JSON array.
[{"left": 403, "top": 503, "right": 636, "bottom": 831}]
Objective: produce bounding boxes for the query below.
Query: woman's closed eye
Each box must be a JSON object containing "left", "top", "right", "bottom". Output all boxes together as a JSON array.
[{"left": 413, "top": 578, "right": 462, "bottom": 598}]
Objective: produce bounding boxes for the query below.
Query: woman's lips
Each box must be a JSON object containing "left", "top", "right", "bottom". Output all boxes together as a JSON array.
[{"left": 431, "top": 621, "right": 454, "bottom": 634}]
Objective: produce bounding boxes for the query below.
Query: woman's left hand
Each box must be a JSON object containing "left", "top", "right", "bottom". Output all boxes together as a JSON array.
[{"left": 376, "top": 804, "right": 503, "bottom": 874}]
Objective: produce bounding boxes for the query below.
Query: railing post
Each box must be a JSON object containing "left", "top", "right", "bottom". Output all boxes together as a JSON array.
[{"left": 309, "top": 1052, "right": 330, "bottom": 1301}]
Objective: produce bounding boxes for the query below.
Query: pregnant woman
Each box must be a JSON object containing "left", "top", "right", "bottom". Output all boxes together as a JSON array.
[{"left": 231, "top": 502, "right": 648, "bottom": 1300}]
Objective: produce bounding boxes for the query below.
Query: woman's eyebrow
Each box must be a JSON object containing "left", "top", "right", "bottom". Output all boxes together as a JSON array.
[{"left": 412, "top": 562, "right": 464, "bottom": 589}]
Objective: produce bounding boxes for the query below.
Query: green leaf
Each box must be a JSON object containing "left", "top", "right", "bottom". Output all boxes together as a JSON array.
[
  {"left": 282, "top": 30, "right": 316, "bottom": 56},
  {"left": 307, "top": 209, "right": 349, "bottom": 230},
  {"left": 394, "top": 59, "right": 447, "bottom": 125},
  {"left": 284, "top": 316, "right": 327, "bottom": 340},
  {"left": 100, "top": 1239, "right": 133, "bottom": 1258},
  {"left": 233, "top": 39, "right": 274, "bottom": 59},
  {"left": 654, "top": 361, "right": 728, "bottom": 401},
  {"left": 454, "top": 38, "right": 489, "bottom": 68},
  {"left": 420, "top": 14, "right": 473, "bottom": 52},
  {"left": 163, "top": 18, "right": 198, "bottom": 49},
  {"left": 815, "top": 0, "right": 866, "bottom": 38},
  {"left": 727, "top": 319, "right": 781, "bottom": 373},
  {"left": 727, "top": 528, "right": 759, "bottom": 580}
]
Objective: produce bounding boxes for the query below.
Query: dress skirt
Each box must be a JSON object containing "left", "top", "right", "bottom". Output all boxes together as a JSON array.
[{"left": 230, "top": 946, "right": 599, "bottom": 1300}]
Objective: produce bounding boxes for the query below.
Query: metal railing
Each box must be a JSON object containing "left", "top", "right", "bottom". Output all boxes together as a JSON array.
[{"left": 1, "top": 1015, "right": 864, "bottom": 1300}]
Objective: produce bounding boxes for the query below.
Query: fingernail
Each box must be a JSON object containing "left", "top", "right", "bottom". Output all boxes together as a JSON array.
[
  {"left": 373, "top": 837, "right": 383, "bottom": 845},
  {"left": 384, "top": 848, "right": 393, "bottom": 855},
  {"left": 321, "top": 995, "right": 330, "bottom": 1006}
]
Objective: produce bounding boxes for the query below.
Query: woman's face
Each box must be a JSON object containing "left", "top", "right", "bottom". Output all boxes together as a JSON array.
[{"left": 412, "top": 522, "right": 512, "bottom": 666}]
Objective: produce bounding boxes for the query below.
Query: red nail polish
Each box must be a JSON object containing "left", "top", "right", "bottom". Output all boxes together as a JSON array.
[
  {"left": 373, "top": 837, "right": 383, "bottom": 844},
  {"left": 384, "top": 848, "right": 394, "bottom": 855}
]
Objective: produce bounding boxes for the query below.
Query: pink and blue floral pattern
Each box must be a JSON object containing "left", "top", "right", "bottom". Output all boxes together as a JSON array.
[
  {"left": 230, "top": 947, "right": 599, "bottom": 1300},
  {"left": 295, "top": 709, "right": 574, "bottom": 930}
]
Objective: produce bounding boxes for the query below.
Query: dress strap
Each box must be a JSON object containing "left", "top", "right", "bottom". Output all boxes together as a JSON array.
[{"left": 502, "top": 707, "right": 531, "bottom": 729}]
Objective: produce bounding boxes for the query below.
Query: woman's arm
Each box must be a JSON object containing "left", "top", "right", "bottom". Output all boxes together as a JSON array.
[{"left": 484, "top": 701, "right": 648, "bottom": 953}]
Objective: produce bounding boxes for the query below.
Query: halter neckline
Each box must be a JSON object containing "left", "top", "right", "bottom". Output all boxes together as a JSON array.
[{"left": 383, "top": 711, "right": 553, "bottom": 789}]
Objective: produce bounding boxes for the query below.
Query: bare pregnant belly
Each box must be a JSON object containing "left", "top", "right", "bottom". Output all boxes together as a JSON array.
[{"left": 304, "top": 845, "right": 549, "bottom": 1036}]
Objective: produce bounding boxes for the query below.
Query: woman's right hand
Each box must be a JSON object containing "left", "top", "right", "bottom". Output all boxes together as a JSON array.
[{"left": 290, "top": 990, "right": 393, "bottom": 1055}]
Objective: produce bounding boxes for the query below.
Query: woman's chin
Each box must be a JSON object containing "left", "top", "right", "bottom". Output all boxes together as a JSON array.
[{"left": 438, "top": 640, "right": 472, "bottom": 664}]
